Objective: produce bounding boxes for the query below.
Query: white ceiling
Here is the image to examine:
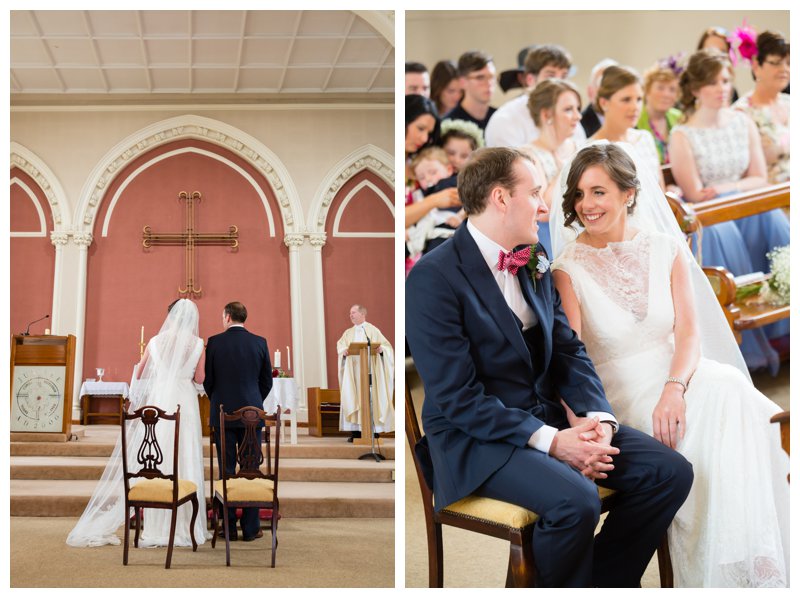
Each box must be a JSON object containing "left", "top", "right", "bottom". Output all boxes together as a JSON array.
[{"left": 10, "top": 10, "right": 394, "bottom": 98}]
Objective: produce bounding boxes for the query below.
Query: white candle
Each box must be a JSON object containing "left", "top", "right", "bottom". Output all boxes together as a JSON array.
[
  {"left": 274, "top": 349, "right": 281, "bottom": 368},
  {"left": 140, "top": 325, "right": 144, "bottom": 344},
  {"left": 44, "top": 328, "right": 50, "bottom": 335},
  {"left": 287, "top": 345, "right": 291, "bottom": 370}
]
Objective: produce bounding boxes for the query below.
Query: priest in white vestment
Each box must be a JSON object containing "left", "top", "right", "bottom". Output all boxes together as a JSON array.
[{"left": 336, "top": 304, "right": 394, "bottom": 440}]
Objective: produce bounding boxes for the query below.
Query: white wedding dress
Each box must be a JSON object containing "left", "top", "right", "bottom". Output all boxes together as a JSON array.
[
  {"left": 552, "top": 230, "right": 789, "bottom": 587},
  {"left": 67, "top": 299, "right": 209, "bottom": 548}
]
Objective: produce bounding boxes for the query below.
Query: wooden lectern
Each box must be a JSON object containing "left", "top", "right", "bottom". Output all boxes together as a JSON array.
[
  {"left": 347, "top": 342, "right": 381, "bottom": 447},
  {"left": 10, "top": 334, "right": 77, "bottom": 442}
]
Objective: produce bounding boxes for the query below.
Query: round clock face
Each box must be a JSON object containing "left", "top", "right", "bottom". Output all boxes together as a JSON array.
[
  {"left": 12, "top": 365, "right": 66, "bottom": 432},
  {"left": 17, "top": 377, "right": 61, "bottom": 422}
]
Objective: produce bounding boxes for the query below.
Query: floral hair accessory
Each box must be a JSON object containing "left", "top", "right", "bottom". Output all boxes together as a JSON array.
[
  {"left": 441, "top": 118, "right": 486, "bottom": 148},
  {"left": 657, "top": 52, "right": 685, "bottom": 77},
  {"left": 730, "top": 20, "right": 758, "bottom": 66}
]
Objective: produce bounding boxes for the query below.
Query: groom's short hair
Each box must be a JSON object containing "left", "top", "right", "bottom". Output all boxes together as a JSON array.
[
  {"left": 224, "top": 301, "right": 247, "bottom": 323},
  {"left": 458, "top": 147, "right": 530, "bottom": 216}
]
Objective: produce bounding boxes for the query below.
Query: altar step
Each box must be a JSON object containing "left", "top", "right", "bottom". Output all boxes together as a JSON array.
[
  {"left": 11, "top": 456, "right": 394, "bottom": 483},
  {"left": 10, "top": 425, "right": 395, "bottom": 519}
]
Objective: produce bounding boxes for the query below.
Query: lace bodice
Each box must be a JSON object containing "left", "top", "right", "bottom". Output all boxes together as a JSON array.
[
  {"left": 734, "top": 92, "right": 790, "bottom": 184},
  {"left": 671, "top": 111, "right": 750, "bottom": 186},
  {"left": 552, "top": 230, "right": 678, "bottom": 364},
  {"left": 519, "top": 143, "right": 559, "bottom": 182}
]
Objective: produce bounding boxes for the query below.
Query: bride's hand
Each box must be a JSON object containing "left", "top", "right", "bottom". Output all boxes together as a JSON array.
[{"left": 652, "top": 385, "right": 686, "bottom": 449}]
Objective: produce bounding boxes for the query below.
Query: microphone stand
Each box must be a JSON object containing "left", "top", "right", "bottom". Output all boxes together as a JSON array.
[
  {"left": 358, "top": 333, "right": 385, "bottom": 462},
  {"left": 22, "top": 314, "right": 49, "bottom": 336}
]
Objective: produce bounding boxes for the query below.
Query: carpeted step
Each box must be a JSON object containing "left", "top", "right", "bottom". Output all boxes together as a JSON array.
[
  {"left": 11, "top": 456, "right": 395, "bottom": 483},
  {"left": 11, "top": 480, "right": 394, "bottom": 518}
]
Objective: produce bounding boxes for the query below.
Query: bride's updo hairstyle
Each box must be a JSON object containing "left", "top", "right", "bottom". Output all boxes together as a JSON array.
[
  {"left": 679, "top": 49, "right": 731, "bottom": 119},
  {"left": 594, "top": 65, "right": 641, "bottom": 115},
  {"left": 561, "top": 144, "right": 640, "bottom": 228}
]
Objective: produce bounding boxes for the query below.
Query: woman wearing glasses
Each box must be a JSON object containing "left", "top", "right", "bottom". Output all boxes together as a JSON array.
[{"left": 734, "top": 31, "right": 790, "bottom": 184}]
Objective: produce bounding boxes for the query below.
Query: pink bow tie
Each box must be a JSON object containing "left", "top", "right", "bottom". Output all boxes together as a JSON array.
[{"left": 497, "top": 246, "right": 531, "bottom": 275}]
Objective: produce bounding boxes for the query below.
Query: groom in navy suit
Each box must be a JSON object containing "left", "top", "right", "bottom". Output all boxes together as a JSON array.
[
  {"left": 406, "top": 147, "right": 693, "bottom": 587},
  {"left": 204, "top": 301, "right": 272, "bottom": 542}
]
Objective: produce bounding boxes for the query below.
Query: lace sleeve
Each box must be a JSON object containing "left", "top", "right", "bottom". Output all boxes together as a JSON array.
[{"left": 551, "top": 252, "right": 582, "bottom": 305}]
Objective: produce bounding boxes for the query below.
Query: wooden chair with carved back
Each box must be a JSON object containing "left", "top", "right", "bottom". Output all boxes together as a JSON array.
[
  {"left": 405, "top": 357, "right": 673, "bottom": 587},
  {"left": 120, "top": 404, "right": 199, "bottom": 569},
  {"left": 211, "top": 406, "right": 281, "bottom": 567},
  {"left": 666, "top": 183, "right": 790, "bottom": 351}
]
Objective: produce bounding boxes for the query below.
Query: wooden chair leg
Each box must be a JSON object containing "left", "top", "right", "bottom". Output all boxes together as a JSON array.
[
  {"left": 657, "top": 533, "right": 674, "bottom": 588},
  {"left": 271, "top": 508, "right": 278, "bottom": 568},
  {"left": 222, "top": 504, "right": 231, "bottom": 566},
  {"left": 211, "top": 498, "right": 218, "bottom": 549},
  {"left": 427, "top": 520, "right": 444, "bottom": 588},
  {"left": 189, "top": 495, "right": 199, "bottom": 552},
  {"left": 165, "top": 506, "right": 178, "bottom": 569},
  {"left": 133, "top": 507, "right": 141, "bottom": 548},
  {"left": 506, "top": 529, "right": 536, "bottom": 588},
  {"left": 123, "top": 502, "right": 131, "bottom": 565}
]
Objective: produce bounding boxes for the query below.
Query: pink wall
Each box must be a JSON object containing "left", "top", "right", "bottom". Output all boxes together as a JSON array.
[
  {"left": 322, "top": 170, "right": 394, "bottom": 387},
  {"left": 83, "top": 139, "right": 291, "bottom": 382},
  {"left": 10, "top": 168, "right": 55, "bottom": 336}
]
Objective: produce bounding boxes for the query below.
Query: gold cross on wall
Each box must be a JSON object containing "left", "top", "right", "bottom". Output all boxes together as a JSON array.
[{"left": 142, "top": 191, "right": 238, "bottom": 298}]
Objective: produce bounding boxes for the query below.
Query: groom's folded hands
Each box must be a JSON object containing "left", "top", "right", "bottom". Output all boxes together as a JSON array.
[{"left": 549, "top": 417, "right": 620, "bottom": 480}]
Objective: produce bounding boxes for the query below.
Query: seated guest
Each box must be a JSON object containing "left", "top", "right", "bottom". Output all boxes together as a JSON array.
[
  {"left": 486, "top": 44, "right": 585, "bottom": 147},
  {"left": 581, "top": 58, "right": 618, "bottom": 138},
  {"left": 445, "top": 50, "right": 498, "bottom": 131},
  {"left": 430, "top": 60, "right": 463, "bottom": 116},
  {"left": 670, "top": 49, "right": 788, "bottom": 374},
  {"left": 406, "top": 62, "right": 431, "bottom": 97},
  {"left": 336, "top": 305, "right": 394, "bottom": 442},
  {"left": 733, "top": 30, "right": 790, "bottom": 183},
  {"left": 410, "top": 146, "right": 463, "bottom": 254},
  {"left": 591, "top": 65, "right": 666, "bottom": 190},
  {"left": 637, "top": 57, "right": 684, "bottom": 165},
  {"left": 696, "top": 26, "right": 739, "bottom": 103},
  {"left": 519, "top": 79, "right": 583, "bottom": 255}
]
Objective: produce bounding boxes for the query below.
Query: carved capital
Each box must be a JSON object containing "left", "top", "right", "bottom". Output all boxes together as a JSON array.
[
  {"left": 50, "top": 232, "right": 70, "bottom": 247},
  {"left": 72, "top": 232, "right": 94, "bottom": 247},
  {"left": 283, "top": 233, "right": 305, "bottom": 249},
  {"left": 308, "top": 233, "right": 327, "bottom": 248}
]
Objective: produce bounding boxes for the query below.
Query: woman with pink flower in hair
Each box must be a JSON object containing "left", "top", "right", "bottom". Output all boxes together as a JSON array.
[
  {"left": 733, "top": 29, "right": 790, "bottom": 184},
  {"left": 669, "top": 48, "right": 789, "bottom": 375}
]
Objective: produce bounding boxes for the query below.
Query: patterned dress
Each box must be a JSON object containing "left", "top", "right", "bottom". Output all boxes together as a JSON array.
[{"left": 734, "top": 92, "right": 790, "bottom": 184}]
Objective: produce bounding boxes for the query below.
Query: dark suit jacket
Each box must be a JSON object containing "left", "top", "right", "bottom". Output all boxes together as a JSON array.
[
  {"left": 581, "top": 105, "right": 602, "bottom": 139},
  {"left": 405, "top": 224, "right": 612, "bottom": 510},
  {"left": 204, "top": 326, "right": 272, "bottom": 427}
]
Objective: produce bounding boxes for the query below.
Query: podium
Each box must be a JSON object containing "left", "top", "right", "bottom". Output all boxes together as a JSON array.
[
  {"left": 347, "top": 342, "right": 382, "bottom": 449},
  {"left": 10, "top": 334, "right": 77, "bottom": 441}
]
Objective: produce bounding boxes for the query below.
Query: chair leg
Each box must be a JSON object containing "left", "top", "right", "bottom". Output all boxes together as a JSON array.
[
  {"left": 427, "top": 520, "right": 444, "bottom": 588},
  {"left": 189, "top": 495, "right": 199, "bottom": 552},
  {"left": 165, "top": 506, "right": 178, "bottom": 569},
  {"left": 211, "top": 498, "right": 218, "bottom": 549},
  {"left": 271, "top": 508, "right": 278, "bottom": 568},
  {"left": 657, "top": 533, "right": 674, "bottom": 588},
  {"left": 222, "top": 503, "right": 231, "bottom": 566},
  {"left": 123, "top": 502, "right": 131, "bottom": 565},
  {"left": 506, "top": 529, "right": 536, "bottom": 588},
  {"left": 133, "top": 507, "right": 141, "bottom": 548}
]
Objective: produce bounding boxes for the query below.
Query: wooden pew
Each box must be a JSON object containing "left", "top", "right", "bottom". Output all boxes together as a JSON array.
[{"left": 665, "top": 183, "right": 790, "bottom": 344}]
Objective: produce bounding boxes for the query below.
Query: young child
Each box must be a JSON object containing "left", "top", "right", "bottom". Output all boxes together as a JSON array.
[
  {"left": 410, "top": 147, "right": 464, "bottom": 253},
  {"left": 440, "top": 118, "right": 484, "bottom": 172}
]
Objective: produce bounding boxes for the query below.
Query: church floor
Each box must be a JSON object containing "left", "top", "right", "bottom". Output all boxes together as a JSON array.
[{"left": 11, "top": 516, "right": 394, "bottom": 587}]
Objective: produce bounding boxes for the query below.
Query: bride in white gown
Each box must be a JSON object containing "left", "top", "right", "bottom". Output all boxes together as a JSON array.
[
  {"left": 549, "top": 142, "right": 788, "bottom": 587},
  {"left": 67, "top": 298, "right": 209, "bottom": 548}
]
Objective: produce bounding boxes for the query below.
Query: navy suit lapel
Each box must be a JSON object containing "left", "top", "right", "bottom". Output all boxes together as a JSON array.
[
  {"left": 517, "top": 247, "right": 553, "bottom": 369},
  {"left": 453, "top": 225, "right": 532, "bottom": 367}
]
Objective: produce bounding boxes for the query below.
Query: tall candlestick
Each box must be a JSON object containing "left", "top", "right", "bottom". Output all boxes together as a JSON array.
[
  {"left": 140, "top": 325, "right": 144, "bottom": 344},
  {"left": 274, "top": 349, "right": 281, "bottom": 369},
  {"left": 287, "top": 345, "right": 291, "bottom": 371}
]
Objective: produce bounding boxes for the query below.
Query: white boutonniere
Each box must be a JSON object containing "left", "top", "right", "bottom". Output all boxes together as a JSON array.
[{"left": 525, "top": 244, "right": 550, "bottom": 291}]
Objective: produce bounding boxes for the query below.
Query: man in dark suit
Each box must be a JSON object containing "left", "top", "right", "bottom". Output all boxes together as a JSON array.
[
  {"left": 204, "top": 301, "right": 272, "bottom": 542},
  {"left": 405, "top": 147, "right": 693, "bottom": 587}
]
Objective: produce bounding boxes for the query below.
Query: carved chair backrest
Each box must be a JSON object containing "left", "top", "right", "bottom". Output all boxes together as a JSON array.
[{"left": 121, "top": 404, "right": 180, "bottom": 500}]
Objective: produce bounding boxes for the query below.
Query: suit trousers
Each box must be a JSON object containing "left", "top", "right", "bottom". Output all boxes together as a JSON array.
[
  {"left": 474, "top": 424, "right": 693, "bottom": 587},
  {"left": 214, "top": 426, "right": 261, "bottom": 538}
]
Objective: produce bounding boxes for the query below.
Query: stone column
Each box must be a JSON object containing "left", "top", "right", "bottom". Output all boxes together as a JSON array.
[
  {"left": 284, "top": 233, "right": 306, "bottom": 412},
  {"left": 49, "top": 231, "right": 70, "bottom": 334},
  {"left": 308, "top": 232, "right": 329, "bottom": 389},
  {"left": 70, "top": 232, "right": 93, "bottom": 423}
]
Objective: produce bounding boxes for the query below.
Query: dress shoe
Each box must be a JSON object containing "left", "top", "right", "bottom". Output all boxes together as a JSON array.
[
  {"left": 217, "top": 528, "right": 239, "bottom": 541},
  {"left": 242, "top": 529, "right": 264, "bottom": 542}
]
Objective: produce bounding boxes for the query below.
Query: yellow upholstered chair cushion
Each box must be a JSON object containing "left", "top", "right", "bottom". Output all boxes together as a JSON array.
[
  {"left": 214, "top": 478, "right": 275, "bottom": 502},
  {"left": 128, "top": 478, "right": 197, "bottom": 503},
  {"left": 441, "top": 486, "right": 616, "bottom": 529}
]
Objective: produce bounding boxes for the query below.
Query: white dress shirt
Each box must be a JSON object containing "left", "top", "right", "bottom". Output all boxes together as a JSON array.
[
  {"left": 466, "top": 221, "right": 616, "bottom": 454},
  {"left": 485, "top": 92, "right": 587, "bottom": 148}
]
